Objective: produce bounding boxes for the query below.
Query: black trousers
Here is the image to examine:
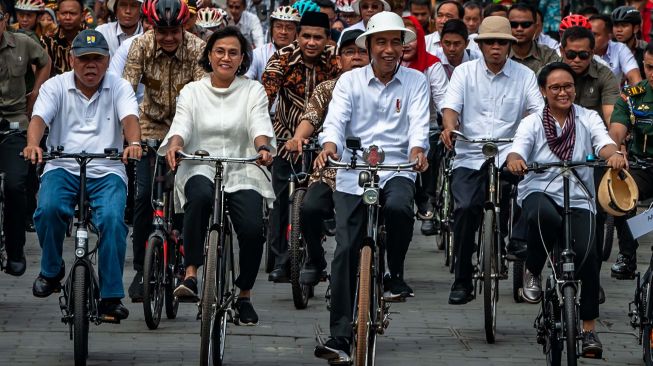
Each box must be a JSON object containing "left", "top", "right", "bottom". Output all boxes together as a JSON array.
[
  {"left": 300, "top": 181, "right": 334, "bottom": 267},
  {"left": 329, "top": 177, "right": 415, "bottom": 337},
  {"left": 269, "top": 156, "right": 301, "bottom": 267},
  {"left": 610, "top": 167, "right": 653, "bottom": 257},
  {"left": 523, "top": 193, "right": 599, "bottom": 320},
  {"left": 182, "top": 175, "right": 265, "bottom": 291},
  {"left": 0, "top": 133, "right": 29, "bottom": 260},
  {"left": 451, "top": 167, "right": 512, "bottom": 285}
]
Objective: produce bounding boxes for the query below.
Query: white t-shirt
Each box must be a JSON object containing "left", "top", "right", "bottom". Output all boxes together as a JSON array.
[
  {"left": 246, "top": 42, "right": 277, "bottom": 82},
  {"left": 32, "top": 72, "right": 139, "bottom": 184},
  {"left": 108, "top": 35, "right": 145, "bottom": 104},
  {"left": 229, "top": 11, "right": 265, "bottom": 49},
  {"left": 599, "top": 40, "right": 640, "bottom": 80}
]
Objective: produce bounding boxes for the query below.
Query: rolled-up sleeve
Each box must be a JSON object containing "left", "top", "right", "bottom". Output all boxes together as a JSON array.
[
  {"left": 407, "top": 73, "right": 431, "bottom": 152},
  {"left": 319, "top": 75, "right": 351, "bottom": 154}
]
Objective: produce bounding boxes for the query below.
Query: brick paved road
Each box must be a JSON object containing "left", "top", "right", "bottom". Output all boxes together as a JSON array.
[{"left": 0, "top": 225, "right": 648, "bottom": 365}]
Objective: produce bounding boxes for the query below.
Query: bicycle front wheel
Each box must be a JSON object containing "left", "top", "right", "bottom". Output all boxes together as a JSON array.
[
  {"left": 482, "top": 208, "right": 498, "bottom": 344},
  {"left": 354, "top": 245, "right": 373, "bottom": 366},
  {"left": 73, "top": 265, "right": 89, "bottom": 366},
  {"left": 563, "top": 285, "right": 578, "bottom": 365},
  {"left": 209, "top": 230, "right": 232, "bottom": 366},
  {"left": 512, "top": 259, "right": 525, "bottom": 303},
  {"left": 143, "top": 236, "right": 165, "bottom": 329},
  {"left": 544, "top": 278, "right": 562, "bottom": 366},
  {"left": 165, "top": 241, "right": 182, "bottom": 319},
  {"left": 200, "top": 230, "right": 220, "bottom": 366},
  {"left": 289, "top": 189, "right": 310, "bottom": 309}
]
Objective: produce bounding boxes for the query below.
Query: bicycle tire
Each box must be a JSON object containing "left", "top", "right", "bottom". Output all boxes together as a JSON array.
[
  {"left": 200, "top": 230, "right": 220, "bottom": 366},
  {"left": 354, "top": 246, "right": 372, "bottom": 366},
  {"left": 544, "top": 278, "right": 562, "bottom": 366},
  {"left": 563, "top": 285, "right": 578, "bottom": 366},
  {"left": 289, "top": 189, "right": 310, "bottom": 309},
  {"left": 263, "top": 207, "right": 274, "bottom": 273},
  {"left": 209, "top": 230, "right": 232, "bottom": 366},
  {"left": 644, "top": 279, "right": 653, "bottom": 366},
  {"left": 165, "top": 243, "right": 182, "bottom": 320},
  {"left": 482, "top": 208, "right": 498, "bottom": 344},
  {"left": 143, "top": 236, "right": 165, "bottom": 330},
  {"left": 602, "top": 215, "right": 615, "bottom": 261},
  {"left": 512, "top": 259, "right": 524, "bottom": 303},
  {"left": 73, "top": 265, "right": 89, "bottom": 366}
]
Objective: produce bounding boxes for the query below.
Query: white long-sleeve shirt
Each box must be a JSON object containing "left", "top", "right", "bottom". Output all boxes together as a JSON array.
[
  {"left": 319, "top": 65, "right": 430, "bottom": 195},
  {"left": 424, "top": 62, "right": 448, "bottom": 129},
  {"left": 108, "top": 36, "right": 144, "bottom": 104},
  {"left": 441, "top": 58, "right": 544, "bottom": 171},
  {"left": 432, "top": 47, "right": 482, "bottom": 79},
  {"left": 95, "top": 21, "right": 143, "bottom": 57},
  {"left": 598, "top": 40, "right": 640, "bottom": 80},
  {"left": 246, "top": 42, "right": 277, "bottom": 82},
  {"left": 510, "top": 104, "right": 617, "bottom": 212},
  {"left": 229, "top": 11, "right": 265, "bottom": 49}
]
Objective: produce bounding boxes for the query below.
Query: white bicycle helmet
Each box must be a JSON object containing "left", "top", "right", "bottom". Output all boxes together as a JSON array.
[
  {"left": 336, "top": 0, "right": 355, "bottom": 13},
  {"left": 15, "top": 0, "right": 45, "bottom": 12},
  {"left": 270, "top": 5, "right": 301, "bottom": 23},
  {"left": 196, "top": 7, "right": 229, "bottom": 29}
]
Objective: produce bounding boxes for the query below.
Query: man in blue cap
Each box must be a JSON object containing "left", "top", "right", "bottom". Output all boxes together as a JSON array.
[{"left": 23, "top": 29, "right": 142, "bottom": 320}]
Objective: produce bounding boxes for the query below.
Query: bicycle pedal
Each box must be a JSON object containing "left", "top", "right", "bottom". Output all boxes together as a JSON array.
[
  {"left": 99, "top": 314, "right": 121, "bottom": 324},
  {"left": 581, "top": 350, "right": 602, "bottom": 359}
]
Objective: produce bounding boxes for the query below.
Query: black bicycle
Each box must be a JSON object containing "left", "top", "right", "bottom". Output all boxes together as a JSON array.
[
  {"left": 434, "top": 146, "right": 455, "bottom": 272},
  {"left": 39, "top": 147, "right": 125, "bottom": 366},
  {"left": 141, "top": 139, "right": 185, "bottom": 330},
  {"left": 176, "top": 150, "right": 261, "bottom": 366},
  {"left": 525, "top": 160, "right": 606, "bottom": 366},
  {"left": 326, "top": 137, "right": 417, "bottom": 366}
]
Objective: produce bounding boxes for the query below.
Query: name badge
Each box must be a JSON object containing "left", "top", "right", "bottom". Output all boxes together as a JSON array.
[{"left": 627, "top": 204, "right": 653, "bottom": 239}]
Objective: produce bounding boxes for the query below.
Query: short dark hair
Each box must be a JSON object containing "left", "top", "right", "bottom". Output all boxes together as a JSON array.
[
  {"left": 58, "top": 0, "right": 84, "bottom": 11},
  {"left": 589, "top": 14, "right": 612, "bottom": 33},
  {"left": 578, "top": 6, "right": 599, "bottom": 18},
  {"left": 409, "top": 0, "right": 431, "bottom": 10},
  {"left": 483, "top": 4, "right": 507, "bottom": 18},
  {"left": 508, "top": 3, "right": 536, "bottom": 21},
  {"left": 441, "top": 18, "right": 468, "bottom": 40},
  {"left": 463, "top": 1, "right": 482, "bottom": 12},
  {"left": 313, "top": 0, "right": 335, "bottom": 10},
  {"left": 199, "top": 26, "right": 252, "bottom": 75},
  {"left": 561, "top": 26, "right": 595, "bottom": 50},
  {"left": 537, "top": 61, "right": 577, "bottom": 88},
  {"left": 645, "top": 42, "right": 653, "bottom": 57},
  {"left": 436, "top": 0, "right": 463, "bottom": 18}
]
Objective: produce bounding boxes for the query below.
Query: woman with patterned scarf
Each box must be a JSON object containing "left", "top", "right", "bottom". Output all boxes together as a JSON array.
[{"left": 506, "top": 62, "right": 626, "bottom": 357}]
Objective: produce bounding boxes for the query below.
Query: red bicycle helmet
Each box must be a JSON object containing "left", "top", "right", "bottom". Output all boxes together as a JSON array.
[
  {"left": 146, "top": 0, "right": 190, "bottom": 28},
  {"left": 559, "top": 14, "right": 592, "bottom": 32}
]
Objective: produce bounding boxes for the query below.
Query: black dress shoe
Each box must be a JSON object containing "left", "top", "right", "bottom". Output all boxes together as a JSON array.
[
  {"left": 268, "top": 265, "right": 289, "bottom": 283},
  {"left": 5, "top": 256, "right": 26, "bottom": 276},
  {"left": 611, "top": 253, "right": 637, "bottom": 279},
  {"left": 448, "top": 282, "right": 474, "bottom": 305},
  {"left": 506, "top": 239, "right": 528, "bottom": 261},
  {"left": 33, "top": 263, "right": 65, "bottom": 297},
  {"left": 98, "top": 298, "right": 129, "bottom": 320},
  {"left": 420, "top": 220, "right": 438, "bottom": 236},
  {"left": 299, "top": 262, "right": 326, "bottom": 286}
]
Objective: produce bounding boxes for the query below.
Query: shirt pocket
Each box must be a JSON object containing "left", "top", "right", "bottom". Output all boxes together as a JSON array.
[
  {"left": 9, "top": 56, "right": 27, "bottom": 78},
  {"left": 498, "top": 97, "right": 521, "bottom": 122}
]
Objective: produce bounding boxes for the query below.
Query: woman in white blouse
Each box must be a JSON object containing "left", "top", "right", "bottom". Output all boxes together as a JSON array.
[
  {"left": 158, "top": 27, "right": 276, "bottom": 325},
  {"left": 506, "top": 62, "right": 625, "bottom": 356}
]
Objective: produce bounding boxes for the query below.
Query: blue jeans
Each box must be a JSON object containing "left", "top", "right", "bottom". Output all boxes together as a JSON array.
[{"left": 34, "top": 169, "right": 128, "bottom": 298}]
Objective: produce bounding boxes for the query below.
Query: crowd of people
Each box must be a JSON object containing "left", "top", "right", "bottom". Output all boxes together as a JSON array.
[{"left": 1, "top": 0, "right": 653, "bottom": 363}]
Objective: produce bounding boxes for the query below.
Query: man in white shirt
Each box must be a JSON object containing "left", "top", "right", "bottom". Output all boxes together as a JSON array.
[
  {"left": 95, "top": 0, "right": 144, "bottom": 56},
  {"left": 463, "top": 1, "right": 482, "bottom": 35},
  {"left": 346, "top": 0, "right": 389, "bottom": 31},
  {"left": 425, "top": 0, "right": 480, "bottom": 55},
  {"left": 227, "top": 0, "right": 264, "bottom": 48},
  {"left": 440, "top": 16, "right": 544, "bottom": 305},
  {"left": 590, "top": 14, "right": 642, "bottom": 84},
  {"left": 313, "top": 11, "right": 429, "bottom": 362},
  {"left": 246, "top": 5, "right": 300, "bottom": 82},
  {"left": 434, "top": 18, "right": 482, "bottom": 79},
  {"left": 23, "top": 30, "right": 142, "bottom": 320}
]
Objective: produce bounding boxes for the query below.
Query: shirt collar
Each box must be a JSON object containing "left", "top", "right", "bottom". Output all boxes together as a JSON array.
[
  {"left": 116, "top": 21, "right": 143, "bottom": 39},
  {"left": 66, "top": 71, "right": 110, "bottom": 93},
  {"left": 431, "top": 32, "right": 441, "bottom": 45},
  {"left": 586, "top": 59, "right": 600, "bottom": 78},
  {"left": 0, "top": 32, "right": 15, "bottom": 49},
  {"left": 364, "top": 64, "right": 404, "bottom": 85},
  {"left": 509, "top": 41, "right": 541, "bottom": 61}
]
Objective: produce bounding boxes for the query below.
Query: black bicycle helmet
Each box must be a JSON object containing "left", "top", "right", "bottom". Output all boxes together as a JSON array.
[
  {"left": 612, "top": 6, "right": 642, "bottom": 25},
  {"left": 147, "top": 0, "right": 190, "bottom": 28}
]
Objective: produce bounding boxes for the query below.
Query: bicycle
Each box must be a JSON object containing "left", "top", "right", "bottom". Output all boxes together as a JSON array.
[
  {"left": 326, "top": 137, "right": 417, "bottom": 366},
  {"left": 38, "top": 147, "right": 125, "bottom": 366},
  {"left": 434, "top": 146, "right": 455, "bottom": 273},
  {"left": 451, "top": 130, "right": 512, "bottom": 344},
  {"left": 286, "top": 137, "right": 325, "bottom": 310},
  {"left": 524, "top": 159, "right": 606, "bottom": 366},
  {"left": 141, "top": 139, "right": 185, "bottom": 330},
  {"left": 176, "top": 150, "right": 262, "bottom": 366}
]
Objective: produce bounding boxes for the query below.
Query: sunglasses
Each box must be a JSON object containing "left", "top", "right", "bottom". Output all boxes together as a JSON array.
[
  {"left": 509, "top": 21, "right": 534, "bottom": 29},
  {"left": 482, "top": 39, "right": 510, "bottom": 46},
  {"left": 564, "top": 50, "right": 591, "bottom": 60}
]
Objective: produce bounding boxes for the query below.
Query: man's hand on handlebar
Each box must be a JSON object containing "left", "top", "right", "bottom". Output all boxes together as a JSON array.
[
  {"left": 606, "top": 151, "right": 628, "bottom": 171},
  {"left": 314, "top": 144, "right": 338, "bottom": 170},
  {"left": 506, "top": 153, "right": 528, "bottom": 176},
  {"left": 284, "top": 136, "right": 309, "bottom": 155},
  {"left": 123, "top": 145, "right": 142, "bottom": 164},
  {"left": 410, "top": 148, "right": 428, "bottom": 172},
  {"left": 440, "top": 128, "right": 456, "bottom": 150},
  {"left": 166, "top": 145, "right": 184, "bottom": 171},
  {"left": 23, "top": 145, "right": 43, "bottom": 164},
  {"left": 256, "top": 150, "right": 273, "bottom": 166}
]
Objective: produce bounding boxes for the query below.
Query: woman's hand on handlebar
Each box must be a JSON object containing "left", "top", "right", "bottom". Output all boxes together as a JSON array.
[
  {"left": 22, "top": 145, "right": 43, "bottom": 164},
  {"left": 256, "top": 150, "right": 273, "bottom": 166},
  {"left": 506, "top": 155, "right": 528, "bottom": 176},
  {"left": 166, "top": 145, "right": 184, "bottom": 171}
]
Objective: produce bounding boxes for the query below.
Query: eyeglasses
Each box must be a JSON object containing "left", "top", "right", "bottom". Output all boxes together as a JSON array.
[
  {"left": 340, "top": 47, "right": 367, "bottom": 57},
  {"left": 273, "top": 23, "right": 295, "bottom": 32},
  {"left": 548, "top": 83, "right": 575, "bottom": 94},
  {"left": 509, "top": 21, "right": 534, "bottom": 29},
  {"left": 482, "top": 39, "right": 510, "bottom": 46},
  {"left": 212, "top": 48, "right": 242, "bottom": 60},
  {"left": 564, "top": 50, "right": 591, "bottom": 60}
]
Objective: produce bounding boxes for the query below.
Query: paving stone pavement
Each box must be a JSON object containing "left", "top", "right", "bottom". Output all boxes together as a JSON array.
[{"left": 0, "top": 223, "right": 649, "bottom": 365}]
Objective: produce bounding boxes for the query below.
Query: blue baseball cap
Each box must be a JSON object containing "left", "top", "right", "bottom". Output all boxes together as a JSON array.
[{"left": 71, "top": 30, "right": 110, "bottom": 57}]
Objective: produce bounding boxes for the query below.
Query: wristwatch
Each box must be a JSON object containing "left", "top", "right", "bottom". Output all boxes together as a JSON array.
[
  {"left": 256, "top": 145, "right": 271, "bottom": 153},
  {"left": 129, "top": 141, "right": 142, "bottom": 147}
]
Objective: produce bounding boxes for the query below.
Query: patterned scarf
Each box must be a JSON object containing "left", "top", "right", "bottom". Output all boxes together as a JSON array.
[{"left": 542, "top": 105, "right": 576, "bottom": 161}]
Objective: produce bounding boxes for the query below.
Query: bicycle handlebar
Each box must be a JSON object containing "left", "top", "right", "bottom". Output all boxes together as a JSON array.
[
  {"left": 327, "top": 156, "right": 417, "bottom": 171},
  {"left": 176, "top": 150, "right": 260, "bottom": 164},
  {"left": 39, "top": 151, "right": 124, "bottom": 161},
  {"left": 451, "top": 130, "right": 513, "bottom": 144},
  {"left": 522, "top": 160, "right": 607, "bottom": 173}
]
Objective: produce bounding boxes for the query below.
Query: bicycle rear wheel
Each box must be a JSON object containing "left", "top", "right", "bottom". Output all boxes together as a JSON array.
[
  {"left": 481, "top": 208, "right": 498, "bottom": 344},
  {"left": 354, "top": 245, "right": 373, "bottom": 366},
  {"left": 200, "top": 230, "right": 220, "bottom": 366},
  {"left": 512, "top": 260, "right": 525, "bottom": 303},
  {"left": 209, "top": 230, "right": 232, "bottom": 366},
  {"left": 289, "top": 189, "right": 310, "bottom": 309},
  {"left": 644, "top": 279, "right": 653, "bottom": 366},
  {"left": 563, "top": 285, "right": 578, "bottom": 365},
  {"left": 73, "top": 265, "right": 89, "bottom": 366},
  {"left": 143, "top": 236, "right": 165, "bottom": 329}
]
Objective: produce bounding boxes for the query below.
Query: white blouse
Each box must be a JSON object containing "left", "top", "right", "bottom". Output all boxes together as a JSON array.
[{"left": 158, "top": 76, "right": 276, "bottom": 211}]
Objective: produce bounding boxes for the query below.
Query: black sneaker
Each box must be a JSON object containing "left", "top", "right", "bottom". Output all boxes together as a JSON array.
[
  {"left": 32, "top": 263, "right": 65, "bottom": 298},
  {"left": 448, "top": 281, "right": 474, "bottom": 305},
  {"left": 581, "top": 330, "right": 603, "bottom": 358},
  {"left": 611, "top": 253, "right": 637, "bottom": 279},
  {"left": 314, "top": 336, "right": 350, "bottom": 361},
  {"left": 383, "top": 274, "right": 414, "bottom": 301},
  {"left": 128, "top": 271, "right": 144, "bottom": 303},
  {"left": 235, "top": 297, "right": 259, "bottom": 326},
  {"left": 173, "top": 276, "right": 198, "bottom": 300},
  {"left": 98, "top": 298, "right": 129, "bottom": 320}
]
